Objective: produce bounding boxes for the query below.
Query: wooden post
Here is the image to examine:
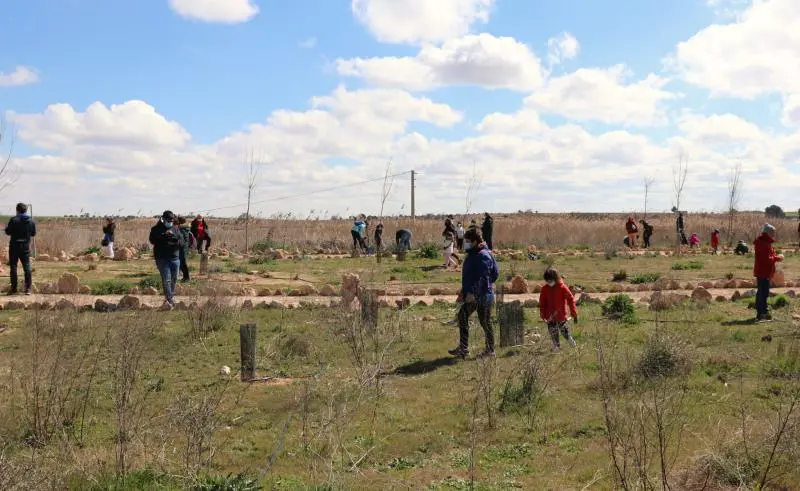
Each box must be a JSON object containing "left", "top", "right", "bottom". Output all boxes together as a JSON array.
[
  {"left": 199, "top": 252, "right": 209, "bottom": 275},
  {"left": 396, "top": 250, "right": 407, "bottom": 262},
  {"left": 239, "top": 323, "right": 257, "bottom": 381},
  {"left": 360, "top": 290, "right": 379, "bottom": 333},
  {"left": 497, "top": 300, "right": 525, "bottom": 348}
]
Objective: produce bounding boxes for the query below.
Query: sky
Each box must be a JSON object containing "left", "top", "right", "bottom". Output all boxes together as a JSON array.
[{"left": 1, "top": 0, "right": 799, "bottom": 217}]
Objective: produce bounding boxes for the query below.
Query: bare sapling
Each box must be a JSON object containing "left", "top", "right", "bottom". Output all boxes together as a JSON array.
[
  {"left": 672, "top": 154, "right": 689, "bottom": 255},
  {"left": 0, "top": 116, "right": 19, "bottom": 195},
  {"left": 242, "top": 149, "right": 263, "bottom": 254},
  {"left": 376, "top": 158, "right": 394, "bottom": 264},
  {"left": 726, "top": 161, "right": 743, "bottom": 247},
  {"left": 643, "top": 176, "right": 655, "bottom": 219},
  {"left": 464, "top": 159, "right": 482, "bottom": 219}
]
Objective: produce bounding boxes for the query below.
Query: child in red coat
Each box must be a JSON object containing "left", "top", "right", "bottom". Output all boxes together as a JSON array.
[
  {"left": 710, "top": 229, "right": 720, "bottom": 254},
  {"left": 539, "top": 267, "right": 579, "bottom": 350}
]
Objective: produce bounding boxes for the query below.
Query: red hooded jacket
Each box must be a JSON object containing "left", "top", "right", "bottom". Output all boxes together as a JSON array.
[
  {"left": 753, "top": 233, "right": 780, "bottom": 279},
  {"left": 710, "top": 231, "right": 720, "bottom": 248},
  {"left": 539, "top": 280, "right": 578, "bottom": 323}
]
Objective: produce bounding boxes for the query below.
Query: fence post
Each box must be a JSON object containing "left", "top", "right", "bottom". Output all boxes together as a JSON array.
[
  {"left": 497, "top": 285, "right": 525, "bottom": 348},
  {"left": 240, "top": 323, "right": 257, "bottom": 381},
  {"left": 199, "top": 252, "right": 209, "bottom": 275}
]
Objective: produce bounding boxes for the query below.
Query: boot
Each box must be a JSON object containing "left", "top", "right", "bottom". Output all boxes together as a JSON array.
[{"left": 448, "top": 346, "right": 468, "bottom": 359}]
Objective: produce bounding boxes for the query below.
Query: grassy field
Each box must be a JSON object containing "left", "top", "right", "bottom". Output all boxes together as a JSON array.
[{"left": 1, "top": 249, "right": 799, "bottom": 490}]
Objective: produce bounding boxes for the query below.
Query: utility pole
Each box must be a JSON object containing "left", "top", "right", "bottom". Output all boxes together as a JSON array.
[{"left": 410, "top": 170, "right": 416, "bottom": 220}]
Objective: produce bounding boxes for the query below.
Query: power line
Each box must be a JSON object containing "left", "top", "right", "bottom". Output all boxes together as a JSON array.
[{"left": 193, "top": 170, "right": 414, "bottom": 214}]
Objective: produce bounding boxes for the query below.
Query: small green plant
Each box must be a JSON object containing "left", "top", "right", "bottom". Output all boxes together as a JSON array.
[
  {"left": 725, "top": 272, "right": 735, "bottom": 280},
  {"left": 770, "top": 295, "right": 790, "bottom": 309},
  {"left": 138, "top": 275, "right": 162, "bottom": 292},
  {"left": 191, "top": 472, "right": 262, "bottom": 491},
  {"left": 612, "top": 270, "right": 628, "bottom": 282},
  {"left": 672, "top": 261, "right": 704, "bottom": 271},
  {"left": 82, "top": 246, "right": 102, "bottom": 255},
  {"left": 91, "top": 279, "right": 132, "bottom": 295},
  {"left": 390, "top": 266, "right": 426, "bottom": 282},
  {"left": 248, "top": 256, "right": 276, "bottom": 266},
  {"left": 729, "top": 330, "right": 747, "bottom": 343},
  {"left": 635, "top": 331, "right": 692, "bottom": 379},
  {"left": 252, "top": 236, "right": 279, "bottom": 253},
  {"left": 414, "top": 243, "right": 439, "bottom": 260},
  {"left": 228, "top": 264, "right": 249, "bottom": 274},
  {"left": 601, "top": 294, "right": 637, "bottom": 324},
  {"left": 630, "top": 272, "right": 661, "bottom": 284}
]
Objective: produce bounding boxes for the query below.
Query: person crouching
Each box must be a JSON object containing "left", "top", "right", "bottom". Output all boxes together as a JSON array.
[{"left": 539, "top": 267, "right": 579, "bottom": 351}]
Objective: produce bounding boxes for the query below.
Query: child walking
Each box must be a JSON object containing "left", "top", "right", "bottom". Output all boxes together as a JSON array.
[
  {"left": 443, "top": 231, "right": 460, "bottom": 269},
  {"left": 710, "top": 229, "right": 720, "bottom": 254},
  {"left": 539, "top": 267, "right": 579, "bottom": 351}
]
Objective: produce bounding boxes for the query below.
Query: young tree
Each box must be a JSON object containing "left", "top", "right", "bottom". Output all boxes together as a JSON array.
[
  {"left": 242, "top": 150, "right": 262, "bottom": 254},
  {"left": 726, "top": 162, "right": 744, "bottom": 247},
  {"left": 643, "top": 176, "right": 655, "bottom": 218},
  {"left": 464, "top": 160, "right": 482, "bottom": 217},
  {"left": 376, "top": 159, "right": 394, "bottom": 264},
  {"left": 673, "top": 154, "right": 689, "bottom": 254},
  {"left": 0, "top": 117, "right": 19, "bottom": 195}
]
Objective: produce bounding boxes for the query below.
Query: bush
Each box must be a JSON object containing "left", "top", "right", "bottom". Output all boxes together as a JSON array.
[
  {"left": 248, "top": 256, "right": 276, "bottom": 266},
  {"left": 672, "top": 261, "right": 704, "bottom": 271},
  {"left": 414, "top": 243, "right": 439, "bottom": 260},
  {"left": 602, "top": 294, "right": 637, "bottom": 324},
  {"left": 770, "top": 295, "right": 790, "bottom": 309},
  {"left": 630, "top": 272, "right": 661, "bottom": 284},
  {"left": 91, "top": 279, "right": 132, "bottom": 295},
  {"left": 228, "top": 264, "right": 249, "bottom": 274},
  {"left": 138, "top": 275, "right": 162, "bottom": 292},
  {"left": 252, "top": 236, "right": 279, "bottom": 253},
  {"left": 187, "top": 298, "right": 237, "bottom": 340},
  {"left": 82, "top": 246, "right": 101, "bottom": 255},
  {"left": 635, "top": 331, "right": 692, "bottom": 379},
  {"left": 612, "top": 270, "right": 628, "bottom": 282},
  {"left": 191, "top": 473, "right": 262, "bottom": 491}
]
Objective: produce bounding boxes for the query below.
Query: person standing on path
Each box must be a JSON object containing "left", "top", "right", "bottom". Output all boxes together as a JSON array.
[
  {"left": 482, "top": 212, "right": 494, "bottom": 250},
  {"left": 448, "top": 228, "right": 500, "bottom": 359},
  {"left": 149, "top": 210, "right": 184, "bottom": 307},
  {"left": 374, "top": 221, "right": 384, "bottom": 251},
  {"left": 351, "top": 215, "right": 367, "bottom": 253},
  {"left": 639, "top": 219, "right": 654, "bottom": 249},
  {"left": 456, "top": 221, "right": 465, "bottom": 251},
  {"left": 191, "top": 214, "right": 211, "bottom": 253},
  {"left": 625, "top": 217, "right": 638, "bottom": 249},
  {"left": 102, "top": 217, "right": 116, "bottom": 259},
  {"left": 675, "top": 210, "right": 688, "bottom": 246},
  {"left": 177, "top": 216, "right": 194, "bottom": 282},
  {"left": 753, "top": 223, "right": 783, "bottom": 322},
  {"left": 5, "top": 203, "right": 36, "bottom": 295}
]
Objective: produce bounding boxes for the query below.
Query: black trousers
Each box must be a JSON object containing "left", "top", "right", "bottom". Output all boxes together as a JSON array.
[
  {"left": 351, "top": 230, "right": 366, "bottom": 251},
  {"left": 643, "top": 233, "right": 652, "bottom": 248},
  {"left": 9, "top": 242, "right": 32, "bottom": 292},
  {"left": 458, "top": 300, "right": 494, "bottom": 351},
  {"left": 179, "top": 249, "right": 190, "bottom": 281},
  {"left": 197, "top": 236, "right": 211, "bottom": 253}
]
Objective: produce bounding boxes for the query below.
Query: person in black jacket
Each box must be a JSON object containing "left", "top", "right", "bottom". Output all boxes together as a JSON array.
[
  {"left": 102, "top": 217, "right": 116, "bottom": 258},
  {"left": 374, "top": 222, "right": 384, "bottom": 250},
  {"left": 482, "top": 212, "right": 494, "bottom": 250},
  {"left": 5, "top": 203, "right": 36, "bottom": 295},
  {"left": 149, "top": 210, "right": 184, "bottom": 307}
]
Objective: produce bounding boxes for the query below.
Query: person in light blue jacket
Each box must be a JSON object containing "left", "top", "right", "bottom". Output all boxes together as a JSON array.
[{"left": 351, "top": 214, "right": 367, "bottom": 252}]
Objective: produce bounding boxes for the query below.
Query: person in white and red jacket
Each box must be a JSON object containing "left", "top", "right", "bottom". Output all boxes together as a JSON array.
[{"left": 539, "top": 267, "right": 579, "bottom": 351}]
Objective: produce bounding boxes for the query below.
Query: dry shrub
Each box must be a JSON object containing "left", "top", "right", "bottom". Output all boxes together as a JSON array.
[
  {"left": 187, "top": 296, "right": 237, "bottom": 341},
  {"left": 499, "top": 353, "right": 565, "bottom": 430}
]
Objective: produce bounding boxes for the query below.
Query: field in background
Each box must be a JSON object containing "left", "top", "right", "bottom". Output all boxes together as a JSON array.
[{"left": 28, "top": 212, "right": 800, "bottom": 256}]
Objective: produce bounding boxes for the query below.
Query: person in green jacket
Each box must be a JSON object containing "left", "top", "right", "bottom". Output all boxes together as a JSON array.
[{"left": 177, "top": 216, "right": 195, "bottom": 282}]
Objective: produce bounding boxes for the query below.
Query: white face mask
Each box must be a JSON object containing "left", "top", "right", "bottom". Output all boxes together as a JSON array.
[
  {"left": 464, "top": 241, "right": 473, "bottom": 251},
  {"left": 164, "top": 221, "right": 173, "bottom": 228},
  {"left": 546, "top": 280, "right": 556, "bottom": 287}
]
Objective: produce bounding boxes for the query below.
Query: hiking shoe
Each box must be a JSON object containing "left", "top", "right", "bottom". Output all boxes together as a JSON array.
[
  {"left": 758, "top": 315, "right": 773, "bottom": 323},
  {"left": 6, "top": 290, "right": 17, "bottom": 296},
  {"left": 24, "top": 289, "right": 32, "bottom": 296},
  {"left": 568, "top": 337, "right": 577, "bottom": 347},
  {"left": 477, "top": 349, "right": 496, "bottom": 359},
  {"left": 448, "top": 347, "right": 468, "bottom": 359}
]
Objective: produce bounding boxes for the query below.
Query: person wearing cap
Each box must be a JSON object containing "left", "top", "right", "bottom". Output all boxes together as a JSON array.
[
  {"left": 190, "top": 214, "right": 211, "bottom": 253},
  {"left": 149, "top": 210, "right": 185, "bottom": 307},
  {"left": 753, "top": 223, "right": 784, "bottom": 322}
]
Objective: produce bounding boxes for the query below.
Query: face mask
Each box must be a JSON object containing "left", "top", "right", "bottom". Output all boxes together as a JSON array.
[
  {"left": 164, "top": 221, "right": 173, "bottom": 228},
  {"left": 464, "top": 241, "right": 473, "bottom": 251},
  {"left": 547, "top": 280, "right": 556, "bottom": 287}
]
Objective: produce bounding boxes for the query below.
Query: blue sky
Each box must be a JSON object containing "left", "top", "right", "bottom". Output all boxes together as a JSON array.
[{"left": 1, "top": 0, "right": 799, "bottom": 216}]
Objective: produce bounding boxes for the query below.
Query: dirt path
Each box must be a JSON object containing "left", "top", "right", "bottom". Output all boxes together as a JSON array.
[{"left": 2, "top": 287, "right": 795, "bottom": 310}]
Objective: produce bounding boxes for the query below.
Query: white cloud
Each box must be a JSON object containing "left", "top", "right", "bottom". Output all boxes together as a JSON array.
[
  {"left": 677, "top": 112, "right": 764, "bottom": 146},
  {"left": 336, "top": 33, "right": 544, "bottom": 91},
  {"left": 547, "top": 32, "right": 580, "bottom": 66},
  {"left": 351, "top": 0, "right": 495, "bottom": 45},
  {"left": 782, "top": 94, "right": 800, "bottom": 126},
  {"left": 669, "top": 0, "right": 800, "bottom": 98},
  {"left": 524, "top": 65, "right": 677, "bottom": 126},
  {"left": 8, "top": 100, "right": 190, "bottom": 151},
  {"left": 298, "top": 37, "right": 317, "bottom": 49},
  {"left": 477, "top": 110, "right": 543, "bottom": 135},
  {"left": 0, "top": 66, "right": 40, "bottom": 87},
  {"left": 168, "top": 0, "right": 259, "bottom": 24}
]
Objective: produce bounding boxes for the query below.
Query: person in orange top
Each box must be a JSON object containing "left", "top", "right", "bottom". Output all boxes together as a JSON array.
[
  {"left": 539, "top": 267, "right": 579, "bottom": 350},
  {"left": 625, "top": 217, "right": 638, "bottom": 249},
  {"left": 710, "top": 229, "right": 720, "bottom": 255},
  {"left": 753, "top": 223, "right": 784, "bottom": 322}
]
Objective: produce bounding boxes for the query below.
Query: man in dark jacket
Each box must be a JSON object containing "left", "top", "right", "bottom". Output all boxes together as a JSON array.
[
  {"left": 395, "top": 228, "right": 412, "bottom": 252},
  {"left": 5, "top": 203, "right": 36, "bottom": 295},
  {"left": 482, "top": 212, "right": 494, "bottom": 250},
  {"left": 177, "top": 216, "right": 194, "bottom": 282},
  {"left": 449, "top": 228, "right": 500, "bottom": 358},
  {"left": 149, "top": 210, "right": 184, "bottom": 307},
  {"left": 639, "top": 219, "right": 654, "bottom": 249},
  {"left": 190, "top": 214, "right": 211, "bottom": 253}
]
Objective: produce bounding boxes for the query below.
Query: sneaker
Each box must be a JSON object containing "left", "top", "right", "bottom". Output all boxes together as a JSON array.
[
  {"left": 477, "top": 349, "right": 496, "bottom": 358},
  {"left": 758, "top": 314, "right": 773, "bottom": 323},
  {"left": 6, "top": 291, "right": 17, "bottom": 296},
  {"left": 448, "top": 347, "right": 468, "bottom": 359},
  {"left": 24, "top": 289, "right": 32, "bottom": 296},
  {"left": 568, "top": 337, "right": 577, "bottom": 347}
]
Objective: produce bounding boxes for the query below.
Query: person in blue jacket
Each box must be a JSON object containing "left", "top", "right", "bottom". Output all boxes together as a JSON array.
[
  {"left": 5, "top": 203, "right": 36, "bottom": 295},
  {"left": 351, "top": 214, "right": 367, "bottom": 253},
  {"left": 449, "top": 228, "right": 499, "bottom": 358}
]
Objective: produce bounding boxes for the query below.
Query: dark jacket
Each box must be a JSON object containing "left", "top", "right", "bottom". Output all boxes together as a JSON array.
[
  {"left": 190, "top": 218, "right": 210, "bottom": 240},
  {"left": 443, "top": 218, "right": 457, "bottom": 238},
  {"left": 482, "top": 215, "right": 494, "bottom": 239},
  {"left": 149, "top": 221, "right": 184, "bottom": 260},
  {"left": 103, "top": 222, "right": 116, "bottom": 242},
  {"left": 374, "top": 224, "right": 384, "bottom": 244},
  {"left": 461, "top": 243, "right": 499, "bottom": 302},
  {"left": 676, "top": 214, "right": 685, "bottom": 232},
  {"left": 625, "top": 220, "right": 638, "bottom": 234},
  {"left": 641, "top": 221, "right": 654, "bottom": 237},
  {"left": 5, "top": 214, "right": 36, "bottom": 245},
  {"left": 178, "top": 225, "right": 194, "bottom": 256}
]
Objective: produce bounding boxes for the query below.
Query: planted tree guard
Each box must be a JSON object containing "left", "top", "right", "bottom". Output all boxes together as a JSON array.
[
  {"left": 360, "top": 291, "right": 379, "bottom": 332},
  {"left": 199, "top": 252, "right": 209, "bottom": 275},
  {"left": 240, "top": 323, "right": 257, "bottom": 381},
  {"left": 497, "top": 286, "right": 525, "bottom": 347}
]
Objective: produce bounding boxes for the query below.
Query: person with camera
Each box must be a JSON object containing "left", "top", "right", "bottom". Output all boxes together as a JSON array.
[{"left": 149, "top": 210, "right": 184, "bottom": 307}]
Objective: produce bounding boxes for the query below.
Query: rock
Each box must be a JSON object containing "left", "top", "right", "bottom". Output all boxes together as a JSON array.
[
  {"left": 176, "top": 284, "right": 199, "bottom": 296},
  {"left": 240, "top": 287, "right": 257, "bottom": 297},
  {"left": 94, "top": 299, "right": 117, "bottom": 313},
  {"left": 725, "top": 280, "right": 738, "bottom": 289},
  {"left": 510, "top": 275, "right": 529, "bottom": 294},
  {"left": 268, "top": 301, "right": 285, "bottom": 309},
  {"left": 319, "top": 284, "right": 337, "bottom": 297},
  {"left": 610, "top": 284, "right": 624, "bottom": 293},
  {"left": 5, "top": 301, "right": 25, "bottom": 310},
  {"left": 79, "top": 285, "right": 91, "bottom": 294},
  {"left": 699, "top": 281, "right": 714, "bottom": 289},
  {"left": 691, "top": 287, "right": 713, "bottom": 303},
  {"left": 715, "top": 295, "right": 727, "bottom": 302},
  {"left": 55, "top": 298, "right": 75, "bottom": 310},
  {"left": 636, "top": 283, "right": 651, "bottom": 292},
  {"left": 684, "top": 283, "right": 695, "bottom": 291},
  {"left": 577, "top": 293, "right": 600, "bottom": 306},
  {"left": 793, "top": 313, "right": 800, "bottom": 321},
  {"left": 379, "top": 299, "right": 391, "bottom": 308},
  {"left": 396, "top": 298, "right": 411, "bottom": 310},
  {"left": 416, "top": 299, "right": 431, "bottom": 307},
  {"left": 669, "top": 280, "right": 681, "bottom": 290},
  {"left": 731, "top": 290, "right": 742, "bottom": 301},
  {"left": 257, "top": 288, "right": 272, "bottom": 297},
  {"left": 83, "top": 253, "right": 99, "bottom": 262},
  {"left": 242, "top": 300, "right": 254, "bottom": 310},
  {"left": 57, "top": 273, "right": 81, "bottom": 294},
  {"left": 742, "top": 289, "right": 756, "bottom": 299},
  {"left": 220, "top": 365, "right": 231, "bottom": 376},
  {"left": 118, "top": 295, "right": 141, "bottom": 310},
  {"left": 523, "top": 299, "right": 539, "bottom": 308},
  {"left": 428, "top": 287, "right": 444, "bottom": 296},
  {"left": 341, "top": 273, "right": 361, "bottom": 308},
  {"left": 127, "top": 287, "right": 141, "bottom": 295},
  {"left": 143, "top": 287, "right": 159, "bottom": 296},
  {"left": 786, "top": 290, "right": 797, "bottom": 299},
  {"left": 114, "top": 247, "right": 134, "bottom": 261},
  {"left": 740, "top": 280, "right": 754, "bottom": 289},
  {"left": 37, "top": 253, "right": 52, "bottom": 262},
  {"left": 650, "top": 291, "right": 682, "bottom": 311}
]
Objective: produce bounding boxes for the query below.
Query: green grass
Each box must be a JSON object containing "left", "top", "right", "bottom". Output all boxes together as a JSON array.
[
  {"left": 629, "top": 272, "right": 661, "bottom": 284},
  {"left": 672, "top": 260, "right": 705, "bottom": 271},
  {"left": 90, "top": 278, "right": 133, "bottom": 295}
]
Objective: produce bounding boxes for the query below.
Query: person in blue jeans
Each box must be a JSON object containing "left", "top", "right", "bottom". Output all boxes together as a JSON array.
[
  {"left": 149, "top": 210, "right": 184, "bottom": 307},
  {"left": 5, "top": 203, "right": 37, "bottom": 295},
  {"left": 753, "top": 223, "right": 784, "bottom": 322},
  {"left": 449, "top": 228, "right": 500, "bottom": 359}
]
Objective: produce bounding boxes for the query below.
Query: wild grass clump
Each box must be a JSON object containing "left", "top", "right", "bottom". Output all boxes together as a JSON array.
[
  {"left": 138, "top": 275, "right": 162, "bottom": 292},
  {"left": 191, "top": 472, "right": 261, "bottom": 491},
  {"left": 771, "top": 295, "right": 789, "bottom": 309},
  {"left": 635, "top": 330, "right": 692, "bottom": 380},
  {"left": 91, "top": 279, "right": 132, "bottom": 295},
  {"left": 414, "top": 243, "right": 439, "bottom": 260},
  {"left": 630, "top": 272, "right": 660, "bottom": 284},
  {"left": 186, "top": 298, "right": 237, "bottom": 340},
  {"left": 248, "top": 256, "right": 277, "bottom": 266},
  {"left": 611, "top": 270, "right": 628, "bottom": 282},
  {"left": 602, "top": 294, "right": 637, "bottom": 324},
  {"left": 672, "top": 261, "right": 704, "bottom": 271}
]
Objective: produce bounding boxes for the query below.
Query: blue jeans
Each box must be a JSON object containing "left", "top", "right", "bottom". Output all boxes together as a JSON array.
[
  {"left": 756, "top": 277, "right": 771, "bottom": 318},
  {"left": 156, "top": 258, "right": 180, "bottom": 303}
]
